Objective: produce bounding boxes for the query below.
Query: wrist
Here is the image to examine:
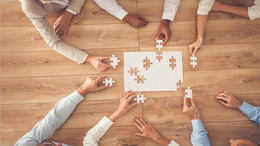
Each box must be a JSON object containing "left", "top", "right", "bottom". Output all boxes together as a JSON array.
[
  {"left": 153, "top": 134, "right": 171, "bottom": 146},
  {"left": 85, "top": 55, "right": 92, "bottom": 64},
  {"left": 191, "top": 113, "right": 200, "bottom": 120},
  {"left": 197, "top": 37, "right": 203, "bottom": 42},
  {"left": 123, "top": 14, "right": 130, "bottom": 23},
  {"left": 108, "top": 109, "right": 124, "bottom": 122},
  {"left": 64, "top": 11, "right": 73, "bottom": 18},
  {"left": 161, "top": 19, "right": 170, "bottom": 25},
  {"left": 236, "top": 100, "right": 243, "bottom": 109},
  {"left": 77, "top": 86, "right": 88, "bottom": 97}
]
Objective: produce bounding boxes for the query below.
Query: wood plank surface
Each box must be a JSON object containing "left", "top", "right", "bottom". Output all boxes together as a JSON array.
[
  {"left": 1, "top": 24, "right": 139, "bottom": 51},
  {"left": 0, "top": 48, "right": 138, "bottom": 77}
]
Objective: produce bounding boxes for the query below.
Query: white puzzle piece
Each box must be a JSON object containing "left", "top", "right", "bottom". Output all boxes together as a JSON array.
[
  {"left": 185, "top": 87, "right": 192, "bottom": 98},
  {"left": 103, "top": 77, "right": 115, "bottom": 86},
  {"left": 134, "top": 95, "right": 147, "bottom": 103},
  {"left": 110, "top": 54, "right": 120, "bottom": 68},
  {"left": 124, "top": 51, "right": 183, "bottom": 91},
  {"left": 156, "top": 40, "right": 163, "bottom": 50},
  {"left": 190, "top": 54, "right": 197, "bottom": 68}
]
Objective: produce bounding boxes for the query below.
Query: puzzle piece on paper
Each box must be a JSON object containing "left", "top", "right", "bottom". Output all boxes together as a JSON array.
[
  {"left": 185, "top": 87, "right": 192, "bottom": 98},
  {"left": 135, "top": 75, "right": 146, "bottom": 84},
  {"left": 128, "top": 67, "right": 139, "bottom": 76},
  {"left": 134, "top": 95, "right": 147, "bottom": 103},
  {"left": 156, "top": 50, "right": 163, "bottom": 62},
  {"left": 143, "top": 57, "right": 153, "bottom": 70},
  {"left": 156, "top": 40, "right": 163, "bottom": 50},
  {"left": 169, "top": 56, "right": 176, "bottom": 70},
  {"left": 110, "top": 54, "right": 120, "bottom": 68},
  {"left": 190, "top": 54, "right": 197, "bottom": 68},
  {"left": 103, "top": 77, "right": 115, "bottom": 86}
]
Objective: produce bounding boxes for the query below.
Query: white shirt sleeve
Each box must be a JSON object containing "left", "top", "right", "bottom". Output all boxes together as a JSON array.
[
  {"left": 168, "top": 140, "right": 180, "bottom": 146},
  {"left": 66, "top": 9, "right": 77, "bottom": 15},
  {"left": 248, "top": 0, "right": 260, "bottom": 20},
  {"left": 197, "top": 0, "right": 215, "bottom": 15},
  {"left": 83, "top": 116, "right": 114, "bottom": 146},
  {"left": 162, "top": 0, "right": 181, "bottom": 21},
  {"left": 15, "top": 91, "right": 84, "bottom": 146},
  {"left": 93, "top": 0, "right": 128, "bottom": 20}
]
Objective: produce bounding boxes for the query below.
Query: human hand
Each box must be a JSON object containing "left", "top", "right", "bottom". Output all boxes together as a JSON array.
[
  {"left": 183, "top": 97, "right": 200, "bottom": 120},
  {"left": 108, "top": 91, "right": 139, "bottom": 121},
  {"left": 53, "top": 11, "right": 73, "bottom": 36},
  {"left": 155, "top": 19, "right": 171, "bottom": 45},
  {"left": 212, "top": 1, "right": 224, "bottom": 11},
  {"left": 85, "top": 56, "right": 112, "bottom": 72},
  {"left": 123, "top": 14, "right": 149, "bottom": 28},
  {"left": 77, "top": 77, "right": 108, "bottom": 96},
  {"left": 189, "top": 38, "right": 203, "bottom": 55},
  {"left": 216, "top": 92, "right": 243, "bottom": 109},
  {"left": 133, "top": 116, "right": 171, "bottom": 146}
]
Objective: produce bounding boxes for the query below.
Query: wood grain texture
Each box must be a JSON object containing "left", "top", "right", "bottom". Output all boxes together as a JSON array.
[
  {"left": 1, "top": 48, "right": 138, "bottom": 77},
  {"left": 1, "top": 24, "right": 139, "bottom": 51},
  {"left": 139, "top": 19, "right": 260, "bottom": 48}
]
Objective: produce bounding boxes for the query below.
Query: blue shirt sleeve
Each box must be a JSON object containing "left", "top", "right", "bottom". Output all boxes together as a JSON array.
[
  {"left": 15, "top": 91, "right": 84, "bottom": 146},
  {"left": 191, "top": 119, "right": 211, "bottom": 146},
  {"left": 239, "top": 101, "right": 260, "bottom": 125}
]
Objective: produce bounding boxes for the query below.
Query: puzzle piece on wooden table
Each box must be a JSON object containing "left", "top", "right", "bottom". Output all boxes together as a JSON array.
[
  {"left": 185, "top": 87, "right": 192, "bottom": 98},
  {"left": 110, "top": 54, "right": 120, "bottom": 68},
  {"left": 134, "top": 95, "right": 147, "bottom": 103},
  {"left": 190, "top": 54, "right": 197, "bottom": 68},
  {"left": 103, "top": 77, "right": 115, "bottom": 86},
  {"left": 156, "top": 39, "right": 163, "bottom": 50}
]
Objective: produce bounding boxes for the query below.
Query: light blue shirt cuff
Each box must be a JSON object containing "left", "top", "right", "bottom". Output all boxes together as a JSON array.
[
  {"left": 68, "top": 91, "right": 85, "bottom": 105},
  {"left": 239, "top": 101, "right": 255, "bottom": 116},
  {"left": 191, "top": 119, "right": 205, "bottom": 131}
]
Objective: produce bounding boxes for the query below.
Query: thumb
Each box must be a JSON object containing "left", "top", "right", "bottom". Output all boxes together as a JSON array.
[
  {"left": 101, "top": 56, "right": 110, "bottom": 60},
  {"left": 96, "top": 85, "right": 108, "bottom": 91},
  {"left": 189, "top": 45, "right": 194, "bottom": 55},
  {"left": 134, "top": 133, "right": 144, "bottom": 137},
  {"left": 130, "top": 102, "right": 139, "bottom": 108}
]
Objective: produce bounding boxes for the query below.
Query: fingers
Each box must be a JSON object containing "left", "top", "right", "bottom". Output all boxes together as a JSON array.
[
  {"left": 193, "top": 47, "right": 200, "bottom": 56},
  {"left": 138, "top": 15, "right": 147, "bottom": 22},
  {"left": 143, "top": 116, "right": 150, "bottom": 126},
  {"left": 100, "top": 62, "right": 113, "bottom": 68},
  {"left": 130, "top": 102, "right": 139, "bottom": 108},
  {"left": 216, "top": 95, "right": 228, "bottom": 102},
  {"left": 217, "top": 100, "right": 228, "bottom": 107},
  {"left": 127, "top": 94, "right": 137, "bottom": 102},
  {"left": 189, "top": 44, "right": 194, "bottom": 55},
  {"left": 96, "top": 77, "right": 105, "bottom": 83},
  {"left": 137, "top": 16, "right": 149, "bottom": 27},
  {"left": 122, "top": 90, "right": 132, "bottom": 98},
  {"left": 133, "top": 117, "right": 142, "bottom": 131},
  {"left": 96, "top": 85, "right": 108, "bottom": 91},
  {"left": 134, "top": 116, "right": 145, "bottom": 127}
]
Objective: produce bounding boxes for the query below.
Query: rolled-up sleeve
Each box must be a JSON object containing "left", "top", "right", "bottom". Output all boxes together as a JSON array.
[
  {"left": 239, "top": 101, "right": 260, "bottom": 125},
  {"left": 197, "top": 0, "right": 215, "bottom": 15},
  {"left": 248, "top": 0, "right": 260, "bottom": 20},
  {"left": 162, "top": 0, "right": 181, "bottom": 21}
]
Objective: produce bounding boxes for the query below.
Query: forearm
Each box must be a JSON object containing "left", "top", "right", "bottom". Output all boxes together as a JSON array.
[
  {"left": 153, "top": 135, "right": 171, "bottom": 146},
  {"left": 52, "top": 40, "right": 88, "bottom": 64},
  {"left": 239, "top": 102, "right": 260, "bottom": 125},
  {"left": 196, "top": 14, "right": 208, "bottom": 40},
  {"left": 218, "top": 5, "right": 248, "bottom": 17},
  {"left": 66, "top": 0, "right": 86, "bottom": 15},
  {"left": 93, "top": 0, "right": 128, "bottom": 20},
  {"left": 83, "top": 116, "right": 114, "bottom": 146},
  {"left": 162, "top": 0, "right": 181, "bottom": 21},
  {"left": 191, "top": 119, "right": 210, "bottom": 146}
]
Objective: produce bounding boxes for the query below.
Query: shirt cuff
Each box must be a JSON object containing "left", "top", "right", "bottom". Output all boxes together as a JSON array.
[
  {"left": 162, "top": 12, "right": 175, "bottom": 21},
  {"left": 239, "top": 101, "right": 255, "bottom": 116},
  {"left": 248, "top": 6, "right": 260, "bottom": 20},
  {"left": 67, "top": 91, "right": 85, "bottom": 104},
  {"left": 191, "top": 119, "right": 205, "bottom": 131},
  {"left": 117, "top": 10, "right": 128, "bottom": 20},
  {"left": 99, "top": 116, "right": 114, "bottom": 129},
  {"left": 81, "top": 54, "right": 88, "bottom": 64},
  {"left": 66, "top": 9, "right": 77, "bottom": 15},
  {"left": 168, "top": 140, "right": 180, "bottom": 146}
]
